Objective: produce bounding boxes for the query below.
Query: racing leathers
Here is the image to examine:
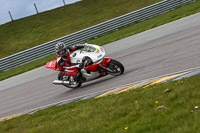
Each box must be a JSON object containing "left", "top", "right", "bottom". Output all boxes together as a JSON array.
[{"left": 56, "top": 44, "right": 85, "bottom": 80}]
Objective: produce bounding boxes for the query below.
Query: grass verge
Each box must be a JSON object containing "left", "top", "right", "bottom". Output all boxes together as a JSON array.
[
  {"left": 0, "top": 0, "right": 161, "bottom": 59},
  {"left": 0, "top": 74, "right": 200, "bottom": 132},
  {"left": 1, "top": 0, "right": 200, "bottom": 80}
]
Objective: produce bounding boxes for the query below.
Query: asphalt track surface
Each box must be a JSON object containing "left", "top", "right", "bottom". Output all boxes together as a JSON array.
[{"left": 1, "top": 13, "right": 200, "bottom": 119}]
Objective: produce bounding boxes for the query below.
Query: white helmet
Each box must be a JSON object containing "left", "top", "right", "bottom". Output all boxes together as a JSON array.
[{"left": 55, "top": 42, "right": 66, "bottom": 53}]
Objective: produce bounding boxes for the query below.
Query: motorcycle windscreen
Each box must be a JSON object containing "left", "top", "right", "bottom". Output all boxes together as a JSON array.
[{"left": 45, "top": 60, "right": 59, "bottom": 71}]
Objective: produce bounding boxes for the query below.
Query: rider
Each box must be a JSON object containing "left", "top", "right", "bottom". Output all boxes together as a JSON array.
[{"left": 55, "top": 42, "right": 85, "bottom": 81}]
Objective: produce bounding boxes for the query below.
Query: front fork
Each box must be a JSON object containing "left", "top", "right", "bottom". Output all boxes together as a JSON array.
[{"left": 99, "top": 57, "right": 112, "bottom": 73}]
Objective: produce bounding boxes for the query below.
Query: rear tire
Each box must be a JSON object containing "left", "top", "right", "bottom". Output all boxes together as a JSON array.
[
  {"left": 58, "top": 72, "right": 82, "bottom": 88},
  {"left": 107, "top": 59, "right": 124, "bottom": 76}
]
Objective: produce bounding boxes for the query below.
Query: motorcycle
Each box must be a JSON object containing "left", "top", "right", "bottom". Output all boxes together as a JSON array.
[{"left": 45, "top": 43, "right": 124, "bottom": 88}]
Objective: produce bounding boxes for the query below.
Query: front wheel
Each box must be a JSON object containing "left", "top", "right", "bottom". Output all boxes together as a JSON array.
[
  {"left": 107, "top": 59, "right": 124, "bottom": 76},
  {"left": 58, "top": 72, "right": 82, "bottom": 88}
]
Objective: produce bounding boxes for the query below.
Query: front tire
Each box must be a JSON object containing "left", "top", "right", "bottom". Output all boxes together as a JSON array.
[
  {"left": 107, "top": 59, "right": 124, "bottom": 76},
  {"left": 58, "top": 72, "right": 82, "bottom": 88}
]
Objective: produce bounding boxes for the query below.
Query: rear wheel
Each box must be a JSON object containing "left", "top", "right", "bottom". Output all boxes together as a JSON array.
[
  {"left": 107, "top": 59, "right": 124, "bottom": 76},
  {"left": 58, "top": 72, "right": 82, "bottom": 88}
]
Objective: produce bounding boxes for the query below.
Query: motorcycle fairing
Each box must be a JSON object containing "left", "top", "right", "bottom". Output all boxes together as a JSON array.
[
  {"left": 81, "top": 58, "right": 111, "bottom": 81},
  {"left": 85, "top": 64, "right": 99, "bottom": 72},
  {"left": 61, "top": 70, "right": 79, "bottom": 77},
  {"left": 81, "top": 64, "right": 100, "bottom": 81},
  {"left": 81, "top": 69, "right": 99, "bottom": 81},
  {"left": 100, "top": 57, "right": 112, "bottom": 68}
]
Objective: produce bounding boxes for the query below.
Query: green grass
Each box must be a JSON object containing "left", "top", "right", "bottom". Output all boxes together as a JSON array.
[
  {"left": 0, "top": 0, "right": 161, "bottom": 59},
  {"left": 1, "top": 0, "right": 200, "bottom": 80},
  {"left": 0, "top": 74, "right": 200, "bottom": 133}
]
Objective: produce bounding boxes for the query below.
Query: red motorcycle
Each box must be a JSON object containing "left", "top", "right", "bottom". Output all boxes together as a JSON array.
[{"left": 46, "top": 44, "right": 124, "bottom": 88}]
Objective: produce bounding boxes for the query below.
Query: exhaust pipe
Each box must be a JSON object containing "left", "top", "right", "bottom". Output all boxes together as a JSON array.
[{"left": 52, "top": 80, "right": 69, "bottom": 85}]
